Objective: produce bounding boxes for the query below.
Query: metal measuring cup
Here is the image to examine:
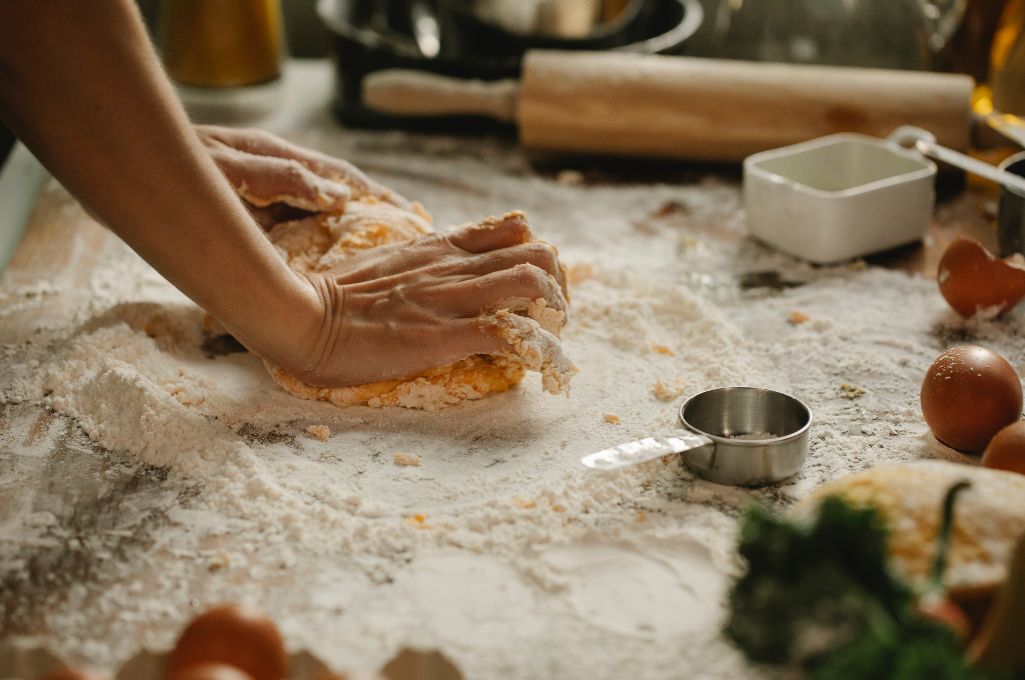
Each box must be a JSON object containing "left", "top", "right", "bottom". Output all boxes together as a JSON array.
[
  {"left": 998, "top": 151, "right": 1025, "bottom": 258},
  {"left": 581, "top": 387, "right": 812, "bottom": 486}
]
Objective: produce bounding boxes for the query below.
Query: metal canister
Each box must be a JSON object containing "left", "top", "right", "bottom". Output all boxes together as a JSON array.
[{"left": 160, "top": 0, "right": 284, "bottom": 87}]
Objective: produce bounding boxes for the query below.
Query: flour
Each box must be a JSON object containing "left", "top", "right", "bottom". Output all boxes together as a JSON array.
[{"left": 0, "top": 126, "right": 1011, "bottom": 679}]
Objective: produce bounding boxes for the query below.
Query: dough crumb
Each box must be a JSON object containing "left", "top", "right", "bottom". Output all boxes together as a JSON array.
[
  {"left": 406, "top": 513, "right": 431, "bottom": 529},
  {"left": 484, "top": 310, "right": 577, "bottom": 395},
  {"left": 567, "top": 262, "right": 595, "bottom": 284},
  {"left": 840, "top": 383, "right": 866, "bottom": 400},
  {"left": 306, "top": 424, "right": 331, "bottom": 441},
  {"left": 788, "top": 310, "right": 811, "bottom": 325},
  {"left": 394, "top": 452, "right": 422, "bottom": 467},
  {"left": 556, "top": 169, "right": 585, "bottom": 185},
  {"left": 678, "top": 235, "right": 699, "bottom": 251},
  {"left": 652, "top": 379, "right": 686, "bottom": 402},
  {"left": 651, "top": 344, "right": 675, "bottom": 356},
  {"left": 603, "top": 413, "right": 621, "bottom": 424}
]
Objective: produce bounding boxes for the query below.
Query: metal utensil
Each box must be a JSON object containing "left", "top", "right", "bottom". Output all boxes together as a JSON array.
[
  {"left": 410, "top": 0, "right": 442, "bottom": 57},
  {"left": 581, "top": 387, "right": 811, "bottom": 486},
  {"left": 985, "top": 112, "right": 1025, "bottom": 149},
  {"left": 998, "top": 151, "right": 1025, "bottom": 257},
  {"left": 888, "top": 125, "right": 1025, "bottom": 195},
  {"left": 451, "top": 0, "right": 643, "bottom": 40}
]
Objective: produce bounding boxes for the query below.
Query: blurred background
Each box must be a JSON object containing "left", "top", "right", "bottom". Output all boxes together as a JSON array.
[
  {"left": 1, "top": 0, "right": 1022, "bottom": 160},
  {"left": 129, "top": 0, "right": 1023, "bottom": 125}
]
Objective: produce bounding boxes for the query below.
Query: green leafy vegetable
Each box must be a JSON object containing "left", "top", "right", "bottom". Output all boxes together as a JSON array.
[{"left": 724, "top": 488, "right": 1019, "bottom": 679}]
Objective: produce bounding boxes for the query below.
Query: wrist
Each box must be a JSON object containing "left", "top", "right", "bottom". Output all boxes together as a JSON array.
[
  {"left": 210, "top": 266, "right": 324, "bottom": 375},
  {"left": 254, "top": 271, "right": 325, "bottom": 374}
]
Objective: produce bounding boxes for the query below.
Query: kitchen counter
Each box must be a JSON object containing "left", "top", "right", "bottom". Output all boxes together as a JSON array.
[{"left": 0, "top": 59, "right": 1007, "bottom": 679}]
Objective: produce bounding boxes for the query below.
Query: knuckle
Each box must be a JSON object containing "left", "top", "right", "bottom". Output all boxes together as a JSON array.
[
  {"left": 512, "top": 262, "right": 548, "bottom": 288},
  {"left": 241, "top": 126, "right": 271, "bottom": 143},
  {"left": 432, "top": 232, "right": 460, "bottom": 251},
  {"left": 524, "top": 241, "right": 559, "bottom": 268},
  {"left": 284, "top": 160, "right": 308, "bottom": 182}
]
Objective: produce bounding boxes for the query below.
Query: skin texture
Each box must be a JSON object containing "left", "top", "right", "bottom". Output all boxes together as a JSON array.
[{"left": 0, "top": 1, "right": 567, "bottom": 388}]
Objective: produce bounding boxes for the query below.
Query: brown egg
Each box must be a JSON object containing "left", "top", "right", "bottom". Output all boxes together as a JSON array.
[
  {"left": 37, "top": 669, "right": 108, "bottom": 680},
  {"left": 167, "top": 665, "right": 254, "bottom": 680},
  {"left": 983, "top": 419, "right": 1025, "bottom": 475},
  {"left": 938, "top": 236, "right": 1025, "bottom": 318},
  {"left": 165, "top": 603, "right": 287, "bottom": 680},
  {"left": 921, "top": 345, "right": 1023, "bottom": 453}
]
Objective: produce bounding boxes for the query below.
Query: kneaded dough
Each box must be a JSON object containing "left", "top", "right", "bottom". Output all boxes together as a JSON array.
[
  {"left": 216, "top": 197, "right": 575, "bottom": 410},
  {"left": 797, "top": 461, "right": 1025, "bottom": 599}
]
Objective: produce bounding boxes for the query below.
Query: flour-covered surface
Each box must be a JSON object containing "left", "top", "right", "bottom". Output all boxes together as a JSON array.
[{"left": 0, "top": 70, "right": 1014, "bottom": 679}]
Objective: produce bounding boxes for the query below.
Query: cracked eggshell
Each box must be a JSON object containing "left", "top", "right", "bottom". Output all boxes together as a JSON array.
[
  {"left": 167, "top": 665, "right": 253, "bottom": 680},
  {"left": 38, "top": 670, "right": 110, "bottom": 680},
  {"left": 938, "top": 236, "right": 1025, "bottom": 319},
  {"left": 921, "top": 345, "right": 1023, "bottom": 453},
  {"left": 165, "top": 604, "right": 287, "bottom": 680}
]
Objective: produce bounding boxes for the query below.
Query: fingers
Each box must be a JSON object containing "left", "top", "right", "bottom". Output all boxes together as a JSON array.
[
  {"left": 208, "top": 143, "right": 352, "bottom": 212},
  {"left": 197, "top": 125, "right": 413, "bottom": 209},
  {"left": 448, "top": 263, "right": 567, "bottom": 318},
  {"left": 432, "top": 318, "right": 512, "bottom": 362},
  {"left": 461, "top": 241, "right": 568, "bottom": 297},
  {"left": 248, "top": 203, "right": 315, "bottom": 231},
  {"left": 447, "top": 211, "right": 533, "bottom": 253}
]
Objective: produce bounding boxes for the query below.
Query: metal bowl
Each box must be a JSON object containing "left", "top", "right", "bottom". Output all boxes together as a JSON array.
[
  {"left": 317, "top": 0, "right": 703, "bottom": 128},
  {"left": 449, "top": 0, "right": 647, "bottom": 41}
]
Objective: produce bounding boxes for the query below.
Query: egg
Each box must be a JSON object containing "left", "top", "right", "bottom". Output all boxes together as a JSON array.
[
  {"left": 983, "top": 420, "right": 1025, "bottom": 475},
  {"left": 37, "top": 669, "right": 108, "bottom": 680},
  {"left": 938, "top": 236, "right": 1025, "bottom": 318},
  {"left": 166, "top": 664, "right": 254, "bottom": 680},
  {"left": 165, "top": 604, "right": 287, "bottom": 680},
  {"left": 921, "top": 345, "right": 1023, "bottom": 453}
]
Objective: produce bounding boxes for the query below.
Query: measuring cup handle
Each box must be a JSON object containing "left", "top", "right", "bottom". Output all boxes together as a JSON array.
[
  {"left": 886, "top": 125, "right": 937, "bottom": 149},
  {"left": 580, "top": 432, "right": 712, "bottom": 470}
]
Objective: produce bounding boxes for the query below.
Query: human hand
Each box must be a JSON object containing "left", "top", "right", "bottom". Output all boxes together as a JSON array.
[
  {"left": 196, "top": 125, "right": 417, "bottom": 229},
  {"left": 283, "top": 212, "right": 570, "bottom": 387}
]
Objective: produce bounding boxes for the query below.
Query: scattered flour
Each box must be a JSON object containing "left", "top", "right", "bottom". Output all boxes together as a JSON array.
[{"left": 0, "top": 126, "right": 1008, "bottom": 679}]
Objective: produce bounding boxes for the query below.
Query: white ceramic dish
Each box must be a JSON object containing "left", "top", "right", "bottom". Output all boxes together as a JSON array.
[{"left": 743, "top": 132, "right": 936, "bottom": 264}]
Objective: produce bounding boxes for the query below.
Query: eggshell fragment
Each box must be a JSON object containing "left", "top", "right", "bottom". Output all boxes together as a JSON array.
[
  {"left": 920, "top": 345, "right": 1023, "bottom": 453},
  {"left": 165, "top": 604, "right": 287, "bottom": 680},
  {"left": 37, "top": 669, "right": 108, "bottom": 680},
  {"left": 983, "top": 420, "right": 1025, "bottom": 475},
  {"left": 938, "top": 237, "right": 1025, "bottom": 318},
  {"left": 167, "top": 665, "right": 254, "bottom": 680}
]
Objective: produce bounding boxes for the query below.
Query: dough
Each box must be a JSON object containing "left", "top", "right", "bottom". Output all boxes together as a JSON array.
[
  {"left": 210, "top": 196, "right": 575, "bottom": 410},
  {"left": 797, "top": 461, "right": 1025, "bottom": 599}
]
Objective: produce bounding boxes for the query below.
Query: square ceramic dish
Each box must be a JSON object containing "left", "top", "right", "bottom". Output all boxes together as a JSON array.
[{"left": 743, "top": 133, "right": 937, "bottom": 264}]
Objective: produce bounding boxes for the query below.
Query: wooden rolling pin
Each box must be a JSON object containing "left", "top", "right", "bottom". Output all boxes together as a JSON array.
[{"left": 363, "top": 51, "right": 975, "bottom": 162}]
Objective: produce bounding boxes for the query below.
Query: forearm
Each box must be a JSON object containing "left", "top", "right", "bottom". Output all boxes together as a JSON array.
[{"left": 0, "top": 1, "right": 318, "bottom": 364}]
